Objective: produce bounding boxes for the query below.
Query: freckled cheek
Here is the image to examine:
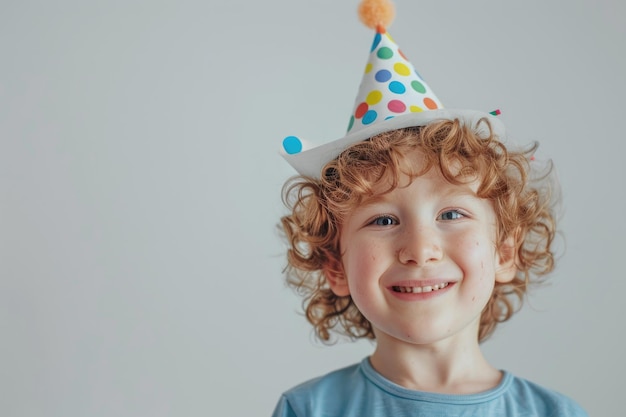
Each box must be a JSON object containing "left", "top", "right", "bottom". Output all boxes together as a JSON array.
[
  {"left": 344, "top": 250, "right": 376, "bottom": 282},
  {"left": 356, "top": 242, "right": 380, "bottom": 264}
]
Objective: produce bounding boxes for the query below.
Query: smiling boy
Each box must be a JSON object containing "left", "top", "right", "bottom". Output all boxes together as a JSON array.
[
  {"left": 328, "top": 146, "right": 517, "bottom": 396},
  {"left": 273, "top": 1, "right": 587, "bottom": 415}
]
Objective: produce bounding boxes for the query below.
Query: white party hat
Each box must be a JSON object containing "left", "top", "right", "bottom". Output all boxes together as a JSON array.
[{"left": 281, "top": 0, "right": 505, "bottom": 178}]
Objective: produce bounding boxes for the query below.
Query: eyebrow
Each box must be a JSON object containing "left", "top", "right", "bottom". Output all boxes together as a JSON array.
[
  {"left": 357, "top": 194, "right": 391, "bottom": 209},
  {"left": 435, "top": 184, "right": 479, "bottom": 200}
]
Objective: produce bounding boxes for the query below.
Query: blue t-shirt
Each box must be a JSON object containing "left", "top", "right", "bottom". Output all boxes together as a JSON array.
[{"left": 272, "top": 358, "right": 587, "bottom": 417}]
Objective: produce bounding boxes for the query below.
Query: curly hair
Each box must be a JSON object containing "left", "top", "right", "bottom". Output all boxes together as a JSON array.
[{"left": 280, "top": 118, "right": 557, "bottom": 343}]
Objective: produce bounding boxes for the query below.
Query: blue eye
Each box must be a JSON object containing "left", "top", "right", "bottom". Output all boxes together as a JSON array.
[
  {"left": 372, "top": 216, "right": 396, "bottom": 226},
  {"left": 439, "top": 210, "right": 464, "bottom": 220}
]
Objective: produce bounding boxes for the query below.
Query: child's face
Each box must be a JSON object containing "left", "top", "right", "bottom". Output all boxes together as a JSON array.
[{"left": 327, "top": 152, "right": 515, "bottom": 347}]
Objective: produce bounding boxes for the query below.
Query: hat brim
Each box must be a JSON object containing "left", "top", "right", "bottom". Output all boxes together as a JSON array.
[{"left": 282, "top": 109, "right": 506, "bottom": 178}]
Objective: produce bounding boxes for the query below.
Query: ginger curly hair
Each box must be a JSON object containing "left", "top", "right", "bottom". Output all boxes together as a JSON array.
[{"left": 280, "top": 118, "right": 557, "bottom": 343}]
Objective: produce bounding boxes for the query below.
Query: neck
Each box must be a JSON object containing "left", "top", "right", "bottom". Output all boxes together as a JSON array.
[{"left": 369, "top": 330, "right": 501, "bottom": 394}]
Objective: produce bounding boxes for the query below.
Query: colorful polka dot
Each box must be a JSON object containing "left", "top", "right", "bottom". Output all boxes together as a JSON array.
[
  {"left": 377, "top": 47, "right": 394, "bottom": 59},
  {"left": 389, "top": 81, "right": 406, "bottom": 94},
  {"left": 388, "top": 100, "right": 406, "bottom": 113},
  {"left": 375, "top": 69, "right": 392, "bottom": 82},
  {"left": 371, "top": 33, "right": 382, "bottom": 52},
  {"left": 411, "top": 80, "right": 426, "bottom": 94},
  {"left": 283, "top": 136, "right": 302, "bottom": 155},
  {"left": 366, "top": 90, "right": 383, "bottom": 105},
  {"left": 423, "top": 97, "right": 438, "bottom": 110},
  {"left": 341, "top": 26, "right": 446, "bottom": 135},
  {"left": 363, "top": 110, "right": 378, "bottom": 125},
  {"left": 394, "top": 62, "right": 410, "bottom": 76},
  {"left": 355, "top": 102, "right": 369, "bottom": 119}
]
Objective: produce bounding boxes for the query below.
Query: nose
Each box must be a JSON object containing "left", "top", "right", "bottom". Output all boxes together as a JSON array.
[{"left": 397, "top": 225, "right": 443, "bottom": 266}]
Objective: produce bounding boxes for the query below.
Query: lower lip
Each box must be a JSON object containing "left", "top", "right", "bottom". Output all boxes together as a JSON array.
[{"left": 387, "top": 283, "right": 455, "bottom": 301}]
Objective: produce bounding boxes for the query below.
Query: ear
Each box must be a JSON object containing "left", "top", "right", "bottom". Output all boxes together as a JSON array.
[
  {"left": 323, "top": 261, "right": 350, "bottom": 297},
  {"left": 495, "top": 235, "right": 517, "bottom": 283}
]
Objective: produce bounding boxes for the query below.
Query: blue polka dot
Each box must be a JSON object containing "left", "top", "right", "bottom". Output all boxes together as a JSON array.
[
  {"left": 362, "top": 110, "right": 377, "bottom": 125},
  {"left": 389, "top": 81, "right": 406, "bottom": 94},
  {"left": 283, "top": 136, "right": 302, "bottom": 154},
  {"left": 371, "top": 33, "right": 382, "bottom": 52},
  {"left": 375, "top": 69, "right": 392, "bottom": 83},
  {"left": 385, "top": 116, "right": 395, "bottom": 120}
]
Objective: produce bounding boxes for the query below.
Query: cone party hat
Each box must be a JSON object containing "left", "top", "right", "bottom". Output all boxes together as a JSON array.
[
  {"left": 347, "top": 0, "right": 443, "bottom": 134},
  {"left": 281, "top": 0, "right": 505, "bottom": 178}
]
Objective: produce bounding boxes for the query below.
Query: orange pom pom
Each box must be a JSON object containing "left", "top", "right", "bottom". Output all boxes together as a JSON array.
[{"left": 358, "top": 0, "right": 395, "bottom": 31}]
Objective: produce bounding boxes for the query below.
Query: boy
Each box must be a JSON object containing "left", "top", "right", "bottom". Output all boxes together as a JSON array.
[{"left": 273, "top": 1, "right": 587, "bottom": 415}]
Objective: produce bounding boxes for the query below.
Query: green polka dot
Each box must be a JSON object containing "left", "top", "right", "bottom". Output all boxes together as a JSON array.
[
  {"left": 377, "top": 47, "right": 394, "bottom": 59},
  {"left": 347, "top": 116, "right": 355, "bottom": 131},
  {"left": 411, "top": 80, "right": 426, "bottom": 94}
]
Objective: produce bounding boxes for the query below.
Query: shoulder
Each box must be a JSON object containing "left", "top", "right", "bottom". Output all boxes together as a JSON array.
[
  {"left": 272, "top": 361, "right": 368, "bottom": 417},
  {"left": 283, "top": 361, "right": 364, "bottom": 400},
  {"left": 504, "top": 373, "right": 588, "bottom": 417}
]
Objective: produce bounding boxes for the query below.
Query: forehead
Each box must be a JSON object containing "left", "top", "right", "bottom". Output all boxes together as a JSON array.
[
  {"left": 363, "top": 144, "right": 476, "bottom": 187},
  {"left": 328, "top": 140, "right": 489, "bottom": 218},
  {"left": 364, "top": 164, "right": 481, "bottom": 204}
]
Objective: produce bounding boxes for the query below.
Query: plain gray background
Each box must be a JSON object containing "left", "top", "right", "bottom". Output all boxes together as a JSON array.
[{"left": 1, "top": 0, "right": 623, "bottom": 415}]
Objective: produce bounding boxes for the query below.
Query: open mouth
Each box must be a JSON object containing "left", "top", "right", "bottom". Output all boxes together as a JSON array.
[{"left": 392, "top": 282, "right": 450, "bottom": 294}]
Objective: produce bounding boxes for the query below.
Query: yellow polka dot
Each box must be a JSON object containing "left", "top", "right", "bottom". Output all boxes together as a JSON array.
[
  {"left": 365, "top": 63, "right": 373, "bottom": 74},
  {"left": 410, "top": 105, "right": 424, "bottom": 113},
  {"left": 394, "top": 62, "right": 410, "bottom": 76},
  {"left": 366, "top": 90, "right": 383, "bottom": 105}
]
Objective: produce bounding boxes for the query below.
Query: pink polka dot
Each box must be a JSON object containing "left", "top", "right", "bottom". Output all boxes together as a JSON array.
[{"left": 388, "top": 100, "right": 406, "bottom": 113}]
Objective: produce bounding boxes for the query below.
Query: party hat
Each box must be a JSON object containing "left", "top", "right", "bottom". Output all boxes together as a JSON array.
[{"left": 281, "top": 0, "right": 505, "bottom": 178}]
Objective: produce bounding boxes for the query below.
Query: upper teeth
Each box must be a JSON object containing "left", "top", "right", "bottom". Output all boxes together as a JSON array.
[{"left": 393, "top": 282, "right": 449, "bottom": 293}]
